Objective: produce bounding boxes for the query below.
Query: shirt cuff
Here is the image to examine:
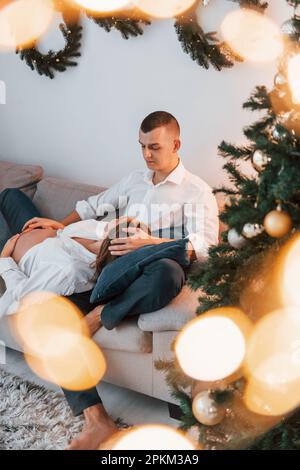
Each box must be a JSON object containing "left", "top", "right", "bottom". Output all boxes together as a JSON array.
[
  {"left": 5, "top": 300, "right": 20, "bottom": 316},
  {"left": 0, "top": 257, "right": 19, "bottom": 276},
  {"left": 75, "top": 200, "right": 96, "bottom": 221},
  {"left": 186, "top": 233, "right": 209, "bottom": 262}
]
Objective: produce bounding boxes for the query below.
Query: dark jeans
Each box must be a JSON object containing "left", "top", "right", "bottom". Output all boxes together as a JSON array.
[{"left": 0, "top": 188, "right": 188, "bottom": 415}]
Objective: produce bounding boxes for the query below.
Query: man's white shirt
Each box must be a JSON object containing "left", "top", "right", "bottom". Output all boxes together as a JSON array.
[{"left": 75, "top": 159, "right": 219, "bottom": 261}]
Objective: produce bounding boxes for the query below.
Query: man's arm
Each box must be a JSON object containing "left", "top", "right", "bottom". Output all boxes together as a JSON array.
[
  {"left": 22, "top": 211, "right": 80, "bottom": 232},
  {"left": 109, "top": 229, "right": 197, "bottom": 261},
  {"left": 60, "top": 210, "right": 81, "bottom": 227},
  {"left": 185, "top": 189, "right": 219, "bottom": 261},
  {"left": 22, "top": 173, "right": 132, "bottom": 232}
]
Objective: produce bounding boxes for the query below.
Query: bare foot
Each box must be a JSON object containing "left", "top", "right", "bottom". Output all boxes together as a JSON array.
[
  {"left": 83, "top": 305, "right": 105, "bottom": 336},
  {"left": 66, "top": 404, "right": 118, "bottom": 450}
]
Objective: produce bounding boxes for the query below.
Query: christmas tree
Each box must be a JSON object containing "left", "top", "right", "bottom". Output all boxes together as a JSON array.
[{"left": 157, "top": 0, "right": 300, "bottom": 450}]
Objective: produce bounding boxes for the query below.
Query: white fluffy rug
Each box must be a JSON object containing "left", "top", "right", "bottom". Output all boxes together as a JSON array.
[
  {"left": 0, "top": 368, "right": 86, "bottom": 450},
  {"left": 0, "top": 368, "right": 129, "bottom": 450}
]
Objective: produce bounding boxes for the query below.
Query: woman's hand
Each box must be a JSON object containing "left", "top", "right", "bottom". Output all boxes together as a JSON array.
[
  {"left": 22, "top": 217, "right": 65, "bottom": 233},
  {"left": 1, "top": 234, "right": 21, "bottom": 258}
]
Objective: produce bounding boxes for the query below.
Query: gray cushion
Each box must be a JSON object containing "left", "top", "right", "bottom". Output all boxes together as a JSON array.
[
  {"left": 0, "top": 160, "right": 44, "bottom": 250},
  {"left": 0, "top": 160, "right": 43, "bottom": 196},
  {"left": 93, "top": 318, "right": 152, "bottom": 353},
  {"left": 32, "top": 177, "right": 106, "bottom": 220},
  {"left": 138, "top": 285, "right": 201, "bottom": 332}
]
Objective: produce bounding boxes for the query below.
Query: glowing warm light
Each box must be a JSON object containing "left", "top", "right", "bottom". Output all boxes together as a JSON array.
[
  {"left": 136, "top": 0, "right": 197, "bottom": 19},
  {"left": 220, "top": 9, "right": 283, "bottom": 62},
  {"left": 13, "top": 292, "right": 88, "bottom": 355},
  {"left": 26, "top": 332, "right": 106, "bottom": 391},
  {"left": 111, "top": 425, "right": 197, "bottom": 450},
  {"left": 280, "top": 235, "right": 300, "bottom": 308},
  {"left": 70, "top": 0, "right": 132, "bottom": 14},
  {"left": 0, "top": 0, "right": 54, "bottom": 51},
  {"left": 13, "top": 293, "right": 106, "bottom": 390},
  {"left": 244, "top": 358, "right": 300, "bottom": 416},
  {"left": 175, "top": 308, "right": 252, "bottom": 381},
  {"left": 244, "top": 308, "right": 300, "bottom": 415},
  {"left": 288, "top": 54, "right": 300, "bottom": 105}
]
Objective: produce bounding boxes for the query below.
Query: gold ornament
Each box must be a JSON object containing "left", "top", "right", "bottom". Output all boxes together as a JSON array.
[
  {"left": 278, "top": 111, "right": 300, "bottom": 138},
  {"left": 192, "top": 391, "right": 226, "bottom": 426},
  {"left": 251, "top": 149, "right": 270, "bottom": 172},
  {"left": 264, "top": 208, "right": 292, "bottom": 238}
]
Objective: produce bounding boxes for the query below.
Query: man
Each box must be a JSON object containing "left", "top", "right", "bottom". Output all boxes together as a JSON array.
[{"left": 1, "top": 111, "right": 219, "bottom": 449}]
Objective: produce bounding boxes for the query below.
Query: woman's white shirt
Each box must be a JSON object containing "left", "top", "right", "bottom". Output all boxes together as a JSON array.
[{"left": 0, "top": 220, "right": 108, "bottom": 317}]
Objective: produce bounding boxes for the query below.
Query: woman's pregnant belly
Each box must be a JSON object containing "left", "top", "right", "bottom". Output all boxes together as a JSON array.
[{"left": 11, "top": 228, "right": 58, "bottom": 264}]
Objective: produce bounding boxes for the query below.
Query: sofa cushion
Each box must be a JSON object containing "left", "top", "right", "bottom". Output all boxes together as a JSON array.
[
  {"left": 0, "top": 311, "right": 152, "bottom": 355},
  {"left": 0, "top": 160, "right": 44, "bottom": 250},
  {"left": 93, "top": 318, "right": 152, "bottom": 353},
  {"left": 32, "top": 177, "right": 106, "bottom": 221},
  {"left": 138, "top": 285, "right": 201, "bottom": 332},
  {"left": 0, "top": 160, "right": 43, "bottom": 198}
]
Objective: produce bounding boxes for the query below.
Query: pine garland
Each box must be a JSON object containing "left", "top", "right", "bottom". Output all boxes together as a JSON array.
[
  {"left": 16, "top": 21, "right": 82, "bottom": 79},
  {"left": 174, "top": 0, "right": 268, "bottom": 71},
  {"left": 87, "top": 14, "right": 151, "bottom": 40},
  {"left": 15, "top": 0, "right": 276, "bottom": 77},
  {"left": 174, "top": 10, "right": 241, "bottom": 71}
]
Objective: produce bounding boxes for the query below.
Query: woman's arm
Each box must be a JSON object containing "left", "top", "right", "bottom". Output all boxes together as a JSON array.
[{"left": 0, "top": 259, "right": 77, "bottom": 317}]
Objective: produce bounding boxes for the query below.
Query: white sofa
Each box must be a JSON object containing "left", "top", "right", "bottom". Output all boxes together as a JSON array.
[{"left": 0, "top": 160, "right": 222, "bottom": 405}]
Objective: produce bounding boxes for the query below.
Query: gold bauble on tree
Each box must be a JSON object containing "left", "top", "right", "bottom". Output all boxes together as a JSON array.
[
  {"left": 264, "top": 206, "right": 292, "bottom": 238},
  {"left": 192, "top": 391, "right": 226, "bottom": 426}
]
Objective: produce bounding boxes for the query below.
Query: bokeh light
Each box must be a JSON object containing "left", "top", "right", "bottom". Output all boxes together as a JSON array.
[
  {"left": 279, "top": 234, "right": 300, "bottom": 308},
  {"left": 244, "top": 359, "right": 300, "bottom": 416},
  {"left": 13, "top": 292, "right": 87, "bottom": 355},
  {"left": 221, "top": 8, "right": 283, "bottom": 62},
  {"left": 288, "top": 53, "right": 300, "bottom": 104},
  {"left": 244, "top": 308, "right": 300, "bottom": 415},
  {"left": 136, "top": 0, "right": 197, "bottom": 19},
  {"left": 25, "top": 331, "right": 106, "bottom": 390},
  {"left": 175, "top": 307, "right": 253, "bottom": 382},
  {"left": 13, "top": 292, "right": 106, "bottom": 391},
  {"left": 0, "top": 0, "right": 54, "bottom": 51},
  {"left": 70, "top": 0, "right": 132, "bottom": 14},
  {"left": 110, "top": 424, "right": 197, "bottom": 450}
]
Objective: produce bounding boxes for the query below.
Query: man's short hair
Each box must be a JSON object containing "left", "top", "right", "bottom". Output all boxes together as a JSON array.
[{"left": 140, "top": 111, "right": 180, "bottom": 135}]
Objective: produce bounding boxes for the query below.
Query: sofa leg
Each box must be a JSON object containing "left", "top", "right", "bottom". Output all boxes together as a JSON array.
[{"left": 168, "top": 402, "right": 182, "bottom": 420}]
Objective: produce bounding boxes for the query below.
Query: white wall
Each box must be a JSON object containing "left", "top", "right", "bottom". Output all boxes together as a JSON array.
[{"left": 0, "top": 1, "right": 291, "bottom": 189}]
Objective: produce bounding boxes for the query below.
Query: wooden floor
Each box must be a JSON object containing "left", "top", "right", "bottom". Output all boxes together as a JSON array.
[{"left": 1, "top": 347, "right": 178, "bottom": 428}]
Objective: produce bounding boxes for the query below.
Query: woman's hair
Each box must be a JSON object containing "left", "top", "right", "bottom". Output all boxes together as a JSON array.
[{"left": 92, "top": 217, "right": 150, "bottom": 278}]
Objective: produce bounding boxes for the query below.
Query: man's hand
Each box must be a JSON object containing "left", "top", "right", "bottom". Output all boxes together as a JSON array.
[
  {"left": 22, "top": 217, "right": 65, "bottom": 233},
  {"left": 187, "top": 241, "right": 197, "bottom": 262},
  {"left": 108, "top": 226, "right": 159, "bottom": 256},
  {"left": 1, "top": 234, "right": 21, "bottom": 258}
]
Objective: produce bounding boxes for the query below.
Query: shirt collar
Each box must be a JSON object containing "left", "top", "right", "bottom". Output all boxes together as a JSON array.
[{"left": 143, "top": 159, "right": 186, "bottom": 186}]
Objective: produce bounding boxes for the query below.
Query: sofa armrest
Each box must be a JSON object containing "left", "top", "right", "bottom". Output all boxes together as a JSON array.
[{"left": 137, "top": 286, "right": 201, "bottom": 333}]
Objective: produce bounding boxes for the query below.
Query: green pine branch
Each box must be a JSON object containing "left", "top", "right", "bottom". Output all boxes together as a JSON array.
[{"left": 243, "top": 86, "right": 272, "bottom": 111}]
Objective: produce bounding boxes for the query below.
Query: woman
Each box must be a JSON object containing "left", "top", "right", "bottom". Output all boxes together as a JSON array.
[{"left": 0, "top": 216, "right": 147, "bottom": 324}]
